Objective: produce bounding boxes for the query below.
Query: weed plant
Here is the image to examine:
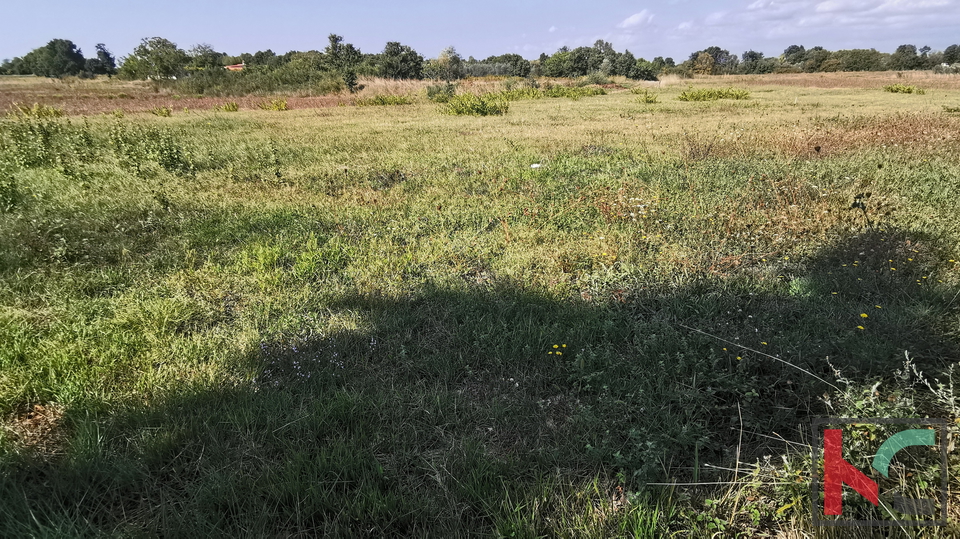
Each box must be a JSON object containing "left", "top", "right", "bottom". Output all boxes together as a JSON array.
[
  {"left": 677, "top": 87, "right": 751, "bottom": 101},
  {"left": 884, "top": 83, "right": 926, "bottom": 94},
  {"left": 439, "top": 93, "right": 509, "bottom": 115},
  {"left": 354, "top": 94, "right": 412, "bottom": 106}
]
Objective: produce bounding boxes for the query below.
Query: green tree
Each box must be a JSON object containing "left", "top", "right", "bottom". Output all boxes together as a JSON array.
[
  {"left": 31, "top": 39, "right": 85, "bottom": 78},
  {"left": 425, "top": 46, "right": 464, "bottom": 81},
  {"left": 188, "top": 43, "right": 226, "bottom": 70},
  {"left": 889, "top": 44, "right": 920, "bottom": 70},
  {"left": 378, "top": 42, "right": 424, "bottom": 79},
  {"left": 632, "top": 58, "right": 659, "bottom": 80},
  {"left": 802, "top": 47, "right": 830, "bottom": 72},
  {"left": 119, "top": 37, "right": 189, "bottom": 79},
  {"left": 944, "top": 44, "right": 960, "bottom": 65},
  {"left": 483, "top": 53, "right": 530, "bottom": 77},
  {"left": 783, "top": 44, "right": 806, "bottom": 64},
  {"left": 835, "top": 48, "right": 883, "bottom": 71},
  {"left": 693, "top": 52, "right": 715, "bottom": 75},
  {"left": 325, "top": 34, "right": 363, "bottom": 91}
]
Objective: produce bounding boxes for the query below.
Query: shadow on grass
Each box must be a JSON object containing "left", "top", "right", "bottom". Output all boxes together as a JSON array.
[{"left": 1, "top": 226, "right": 957, "bottom": 537}]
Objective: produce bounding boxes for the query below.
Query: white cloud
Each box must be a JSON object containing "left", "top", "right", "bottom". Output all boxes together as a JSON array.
[
  {"left": 618, "top": 10, "right": 655, "bottom": 29},
  {"left": 549, "top": 25, "right": 557, "bottom": 32}
]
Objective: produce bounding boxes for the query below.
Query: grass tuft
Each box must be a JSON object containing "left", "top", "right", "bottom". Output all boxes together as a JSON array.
[{"left": 677, "top": 87, "right": 751, "bottom": 101}]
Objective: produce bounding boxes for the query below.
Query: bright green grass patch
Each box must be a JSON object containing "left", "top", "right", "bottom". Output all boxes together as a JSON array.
[
  {"left": 677, "top": 87, "right": 751, "bottom": 101},
  {"left": 439, "top": 93, "right": 509, "bottom": 115},
  {"left": 884, "top": 83, "right": 926, "bottom": 94}
]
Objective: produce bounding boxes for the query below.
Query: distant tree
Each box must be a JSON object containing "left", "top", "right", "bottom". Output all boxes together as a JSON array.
[
  {"left": 802, "top": 46, "right": 830, "bottom": 72},
  {"left": 483, "top": 53, "right": 531, "bottom": 77},
  {"left": 119, "top": 37, "right": 189, "bottom": 79},
  {"left": 835, "top": 49, "right": 884, "bottom": 71},
  {"left": 693, "top": 52, "right": 715, "bottom": 75},
  {"left": 889, "top": 44, "right": 920, "bottom": 70},
  {"left": 424, "top": 46, "right": 464, "bottom": 81},
  {"left": 614, "top": 50, "right": 637, "bottom": 77},
  {"left": 188, "top": 43, "right": 226, "bottom": 70},
  {"left": 783, "top": 44, "right": 806, "bottom": 64},
  {"left": 632, "top": 58, "right": 659, "bottom": 80},
  {"left": 944, "top": 44, "right": 960, "bottom": 64},
  {"left": 324, "top": 34, "right": 363, "bottom": 91},
  {"left": 30, "top": 39, "right": 85, "bottom": 78},
  {"left": 378, "top": 42, "right": 424, "bottom": 79},
  {"left": 739, "top": 50, "right": 766, "bottom": 74},
  {"left": 689, "top": 47, "right": 737, "bottom": 74}
]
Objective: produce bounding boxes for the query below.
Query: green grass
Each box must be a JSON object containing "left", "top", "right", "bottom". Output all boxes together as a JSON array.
[
  {"left": 440, "top": 93, "right": 509, "bottom": 115},
  {"left": 1, "top": 79, "right": 959, "bottom": 536},
  {"left": 883, "top": 83, "right": 926, "bottom": 94},
  {"left": 677, "top": 86, "right": 750, "bottom": 101}
]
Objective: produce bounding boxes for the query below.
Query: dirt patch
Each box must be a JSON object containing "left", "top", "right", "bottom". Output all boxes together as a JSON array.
[{"left": 3, "top": 403, "right": 68, "bottom": 458}]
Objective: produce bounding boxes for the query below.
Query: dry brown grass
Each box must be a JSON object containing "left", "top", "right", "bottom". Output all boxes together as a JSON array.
[
  {"left": 2, "top": 403, "right": 68, "bottom": 458},
  {"left": 704, "top": 70, "right": 960, "bottom": 90},
  {"left": 700, "top": 112, "right": 960, "bottom": 159}
]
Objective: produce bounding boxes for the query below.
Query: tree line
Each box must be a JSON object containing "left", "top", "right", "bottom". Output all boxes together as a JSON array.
[{"left": 3, "top": 36, "right": 959, "bottom": 92}]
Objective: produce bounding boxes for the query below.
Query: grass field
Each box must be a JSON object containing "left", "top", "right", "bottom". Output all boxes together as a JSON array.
[{"left": 1, "top": 73, "right": 959, "bottom": 537}]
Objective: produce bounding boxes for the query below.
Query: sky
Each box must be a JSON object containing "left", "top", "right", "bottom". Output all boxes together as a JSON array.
[{"left": 2, "top": 0, "right": 958, "bottom": 63}]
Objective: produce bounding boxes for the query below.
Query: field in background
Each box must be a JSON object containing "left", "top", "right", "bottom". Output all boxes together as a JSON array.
[{"left": 1, "top": 73, "right": 959, "bottom": 536}]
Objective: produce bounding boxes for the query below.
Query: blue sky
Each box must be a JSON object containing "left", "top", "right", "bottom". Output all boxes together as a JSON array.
[{"left": 3, "top": 0, "right": 958, "bottom": 63}]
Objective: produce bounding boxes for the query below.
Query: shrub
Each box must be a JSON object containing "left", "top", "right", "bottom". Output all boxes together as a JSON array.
[
  {"left": 440, "top": 93, "right": 509, "bottom": 116},
  {"left": 150, "top": 106, "right": 173, "bottom": 117},
  {"left": 354, "top": 95, "right": 412, "bottom": 106},
  {"left": 632, "top": 88, "right": 659, "bottom": 103},
  {"left": 426, "top": 83, "right": 457, "bottom": 103},
  {"left": 883, "top": 84, "right": 925, "bottom": 95},
  {"left": 8, "top": 103, "right": 64, "bottom": 118},
  {"left": 258, "top": 99, "right": 288, "bottom": 111},
  {"left": 578, "top": 72, "right": 610, "bottom": 86},
  {"left": 543, "top": 86, "right": 606, "bottom": 99},
  {"left": 216, "top": 102, "right": 239, "bottom": 112},
  {"left": 676, "top": 87, "right": 750, "bottom": 101}
]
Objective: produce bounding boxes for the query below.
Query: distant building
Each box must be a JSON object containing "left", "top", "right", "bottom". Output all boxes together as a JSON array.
[{"left": 225, "top": 63, "right": 245, "bottom": 71}]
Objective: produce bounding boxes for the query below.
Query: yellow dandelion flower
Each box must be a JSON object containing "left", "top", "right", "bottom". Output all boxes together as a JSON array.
[
  {"left": 553, "top": 344, "right": 559, "bottom": 349},
  {"left": 548, "top": 351, "right": 554, "bottom": 354},
  {"left": 556, "top": 351, "right": 562, "bottom": 356},
  {"left": 562, "top": 344, "right": 567, "bottom": 348},
  {"left": 875, "top": 305, "right": 881, "bottom": 309},
  {"left": 737, "top": 356, "right": 742, "bottom": 360},
  {"left": 860, "top": 313, "right": 868, "bottom": 318},
  {"left": 761, "top": 341, "right": 768, "bottom": 345},
  {"left": 857, "top": 326, "right": 865, "bottom": 330}
]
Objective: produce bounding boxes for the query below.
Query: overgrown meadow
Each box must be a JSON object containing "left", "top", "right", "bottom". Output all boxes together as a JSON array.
[{"left": 1, "top": 75, "right": 959, "bottom": 537}]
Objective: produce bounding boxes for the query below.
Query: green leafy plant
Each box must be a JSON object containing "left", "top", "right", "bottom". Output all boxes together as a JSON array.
[
  {"left": 426, "top": 83, "right": 457, "bottom": 103},
  {"left": 215, "top": 102, "right": 239, "bottom": 112},
  {"left": 676, "top": 87, "right": 750, "bottom": 101},
  {"left": 150, "top": 106, "right": 173, "bottom": 117},
  {"left": 257, "top": 99, "right": 288, "bottom": 111},
  {"left": 632, "top": 88, "right": 659, "bottom": 103},
  {"left": 439, "top": 93, "right": 509, "bottom": 116},
  {"left": 884, "top": 84, "right": 925, "bottom": 94}
]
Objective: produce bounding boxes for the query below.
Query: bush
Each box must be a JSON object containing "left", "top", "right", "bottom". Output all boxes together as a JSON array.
[
  {"left": 150, "top": 106, "right": 173, "bottom": 117},
  {"left": 257, "top": 99, "right": 288, "bottom": 111},
  {"left": 216, "top": 102, "right": 239, "bottom": 112},
  {"left": 354, "top": 95, "right": 412, "bottom": 106},
  {"left": 8, "top": 103, "right": 64, "bottom": 118},
  {"left": 632, "top": 88, "right": 659, "bottom": 103},
  {"left": 426, "top": 83, "right": 457, "bottom": 103},
  {"left": 676, "top": 87, "right": 750, "bottom": 101},
  {"left": 543, "top": 86, "right": 606, "bottom": 99},
  {"left": 883, "top": 84, "right": 925, "bottom": 95},
  {"left": 578, "top": 72, "right": 611, "bottom": 86},
  {"left": 440, "top": 93, "right": 509, "bottom": 116}
]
